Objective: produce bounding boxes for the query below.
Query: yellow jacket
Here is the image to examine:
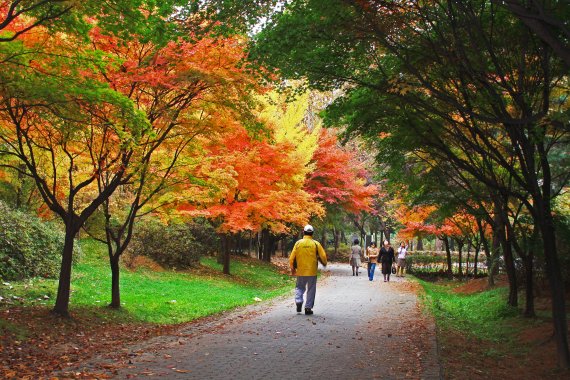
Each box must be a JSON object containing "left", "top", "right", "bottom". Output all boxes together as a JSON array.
[{"left": 289, "top": 236, "right": 328, "bottom": 276}]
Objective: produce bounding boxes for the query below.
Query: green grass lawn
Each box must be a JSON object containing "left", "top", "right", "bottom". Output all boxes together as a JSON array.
[
  {"left": 418, "top": 279, "right": 521, "bottom": 343},
  {"left": 0, "top": 239, "right": 294, "bottom": 324}
]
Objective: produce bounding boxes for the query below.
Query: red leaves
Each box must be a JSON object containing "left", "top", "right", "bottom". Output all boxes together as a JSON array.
[
  {"left": 396, "top": 205, "right": 483, "bottom": 240},
  {"left": 306, "top": 129, "right": 377, "bottom": 214}
]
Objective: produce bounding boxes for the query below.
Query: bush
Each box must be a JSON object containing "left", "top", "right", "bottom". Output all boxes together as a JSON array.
[
  {"left": 126, "top": 218, "right": 219, "bottom": 270},
  {"left": 326, "top": 244, "right": 351, "bottom": 262},
  {"left": 0, "top": 201, "right": 74, "bottom": 280},
  {"left": 407, "top": 251, "right": 488, "bottom": 278}
]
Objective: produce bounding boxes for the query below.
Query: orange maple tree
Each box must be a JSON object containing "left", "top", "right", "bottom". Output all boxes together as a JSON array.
[
  {"left": 84, "top": 27, "right": 262, "bottom": 305},
  {"left": 305, "top": 129, "right": 378, "bottom": 214},
  {"left": 178, "top": 116, "right": 324, "bottom": 273},
  {"left": 395, "top": 204, "right": 438, "bottom": 242}
]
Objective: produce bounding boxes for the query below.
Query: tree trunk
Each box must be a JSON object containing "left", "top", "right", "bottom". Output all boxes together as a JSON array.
[
  {"left": 281, "top": 237, "right": 286, "bottom": 257},
  {"left": 271, "top": 234, "right": 278, "bottom": 257},
  {"left": 217, "top": 233, "right": 225, "bottom": 264},
  {"left": 249, "top": 234, "right": 254, "bottom": 257},
  {"left": 500, "top": 236, "right": 518, "bottom": 307},
  {"left": 538, "top": 209, "right": 570, "bottom": 367},
  {"left": 466, "top": 241, "right": 471, "bottom": 277},
  {"left": 15, "top": 164, "right": 25, "bottom": 209},
  {"left": 473, "top": 240, "right": 481, "bottom": 277},
  {"left": 443, "top": 236, "right": 453, "bottom": 277},
  {"left": 333, "top": 227, "right": 340, "bottom": 257},
  {"left": 416, "top": 238, "right": 424, "bottom": 251},
  {"left": 494, "top": 195, "right": 518, "bottom": 307},
  {"left": 261, "top": 228, "right": 272, "bottom": 262},
  {"left": 257, "top": 233, "right": 263, "bottom": 260},
  {"left": 488, "top": 212, "right": 503, "bottom": 287},
  {"left": 267, "top": 234, "right": 275, "bottom": 261},
  {"left": 236, "top": 233, "right": 242, "bottom": 255},
  {"left": 109, "top": 254, "right": 121, "bottom": 308},
  {"left": 52, "top": 220, "right": 79, "bottom": 317},
  {"left": 222, "top": 234, "right": 231, "bottom": 275},
  {"left": 457, "top": 240, "right": 463, "bottom": 278},
  {"left": 522, "top": 253, "right": 535, "bottom": 318},
  {"left": 476, "top": 218, "right": 488, "bottom": 277}
]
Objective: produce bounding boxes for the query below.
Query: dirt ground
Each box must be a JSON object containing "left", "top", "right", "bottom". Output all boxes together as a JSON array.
[
  {"left": 0, "top": 306, "right": 181, "bottom": 379},
  {"left": 442, "top": 276, "right": 570, "bottom": 379}
]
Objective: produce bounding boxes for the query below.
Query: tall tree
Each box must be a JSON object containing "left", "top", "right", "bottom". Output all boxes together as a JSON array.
[
  {"left": 81, "top": 28, "right": 261, "bottom": 307},
  {"left": 252, "top": 0, "right": 570, "bottom": 366},
  {"left": 178, "top": 107, "right": 324, "bottom": 273},
  {"left": 0, "top": 24, "right": 148, "bottom": 316},
  {"left": 495, "top": 0, "right": 570, "bottom": 67}
]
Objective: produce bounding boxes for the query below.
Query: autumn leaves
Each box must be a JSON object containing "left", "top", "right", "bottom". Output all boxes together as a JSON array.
[{"left": 0, "top": 2, "right": 377, "bottom": 315}]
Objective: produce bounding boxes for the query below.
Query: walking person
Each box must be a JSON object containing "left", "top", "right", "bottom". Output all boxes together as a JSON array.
[
  {"left": 379, "top": 240, "right": 395, "bottom": 282},
  {"left": 396, "top": 242, "right": 408, "bottom": 277},
  {"left": 366, "top": 242, "right": 379, "bottom": 281},
  {"left": 289, "top": 225, "right": 328, "bottom": 315},
  {"left": 350, "top": 239, "right": 362, "bottom": 276}
]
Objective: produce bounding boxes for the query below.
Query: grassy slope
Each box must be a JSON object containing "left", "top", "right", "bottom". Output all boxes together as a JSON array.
[
  {"left": 419, "top": 279, "right": 519, "bottom": 343},
  {"left": 418, "top": 278, "right": 570, "bottom": 379},
  {"left": 0, "top": 239, "right": 294, "bottom": 324}
]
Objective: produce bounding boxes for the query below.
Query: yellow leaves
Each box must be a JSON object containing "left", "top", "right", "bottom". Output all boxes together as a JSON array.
[
  {"left": 554, "top": 189, "right": 570, "bottom": 217},
  {"left": 387, "top": 77, "right": 415, "bottom": 96},
  {"left": 257, "top": 89, "right": 319, "bottom": 184}
]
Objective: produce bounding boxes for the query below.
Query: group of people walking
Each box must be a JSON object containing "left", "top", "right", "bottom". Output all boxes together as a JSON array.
[{"left": 350, "top": 239, "right": 407, "bottom": 282}]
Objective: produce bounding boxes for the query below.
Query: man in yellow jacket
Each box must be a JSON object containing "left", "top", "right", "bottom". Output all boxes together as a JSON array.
[{"left": 289, "top": 225, "right": 328, "bottom": 315}]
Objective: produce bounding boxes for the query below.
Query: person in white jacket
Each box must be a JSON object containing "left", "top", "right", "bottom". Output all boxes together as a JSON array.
[{"left": 396, "top": 242, "right": 408, "bottom": 277}]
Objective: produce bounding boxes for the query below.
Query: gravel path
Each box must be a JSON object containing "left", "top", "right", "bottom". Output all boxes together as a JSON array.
[{"left": 74, "top": 264, "right": 441, "bottom": 379}]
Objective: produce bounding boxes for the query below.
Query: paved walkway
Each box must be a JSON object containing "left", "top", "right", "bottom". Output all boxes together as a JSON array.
[{"left": 76, "top": 264, "right": 441, "bottom": 379}]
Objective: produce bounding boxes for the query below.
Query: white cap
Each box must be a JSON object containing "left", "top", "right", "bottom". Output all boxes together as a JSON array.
[{"left": 303, "top": 224, "right": 314, "bottom": 233}]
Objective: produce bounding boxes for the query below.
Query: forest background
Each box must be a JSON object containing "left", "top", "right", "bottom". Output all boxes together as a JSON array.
[{"left": 0, "top": 0, "right": 569, "bottom": 378}]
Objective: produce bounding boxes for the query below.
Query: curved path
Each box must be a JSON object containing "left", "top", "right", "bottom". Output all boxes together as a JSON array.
[{"left": 77, "top": 264, "right": 441, "bottom": 379}]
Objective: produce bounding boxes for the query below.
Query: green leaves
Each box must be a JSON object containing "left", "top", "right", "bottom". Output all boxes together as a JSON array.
[{"left": 0, "top": 200, "right": 76, "bottom": 280}]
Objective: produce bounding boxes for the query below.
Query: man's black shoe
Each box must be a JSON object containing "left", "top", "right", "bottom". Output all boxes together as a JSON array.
[
  {"left": 305, "top": 308, "right": 313, "bottom": 315},
  {"left": 296, "top": 302, "right": 303, "bottom": 312}
]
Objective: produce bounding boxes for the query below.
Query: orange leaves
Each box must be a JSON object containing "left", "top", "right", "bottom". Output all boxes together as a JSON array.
[
  {"left": 395, "top": 205, "right": 438, "bottom": 239},
  {"left": 188, "top": 120, "right": 323, "bottom": 234},
  {"left": 395, "top": 204, "right": 483, "bottom": 240},
  {"left": 90, "top": 29, "right": 253, "bottom": 114},
  {"left": 306, "top": 129, "right": 378, "bottom": 214}
]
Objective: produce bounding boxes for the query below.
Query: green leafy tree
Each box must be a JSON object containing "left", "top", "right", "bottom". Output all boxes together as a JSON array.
[{"left": 251, "top": 0, "right": 570, "bottom": 366}]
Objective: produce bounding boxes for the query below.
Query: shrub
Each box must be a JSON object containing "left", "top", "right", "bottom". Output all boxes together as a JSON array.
[
  {"left": 0, "top": 201, "right": 77, "bottom": 280},
  {"left": 126, "top": 218, "right": 219, "bottom": 270},
  {"left": 407, "top": 251, "right": 488, "bottom": 278},
  {"left": 326, "top": 244, "right": 351, "bottom": 262}
]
